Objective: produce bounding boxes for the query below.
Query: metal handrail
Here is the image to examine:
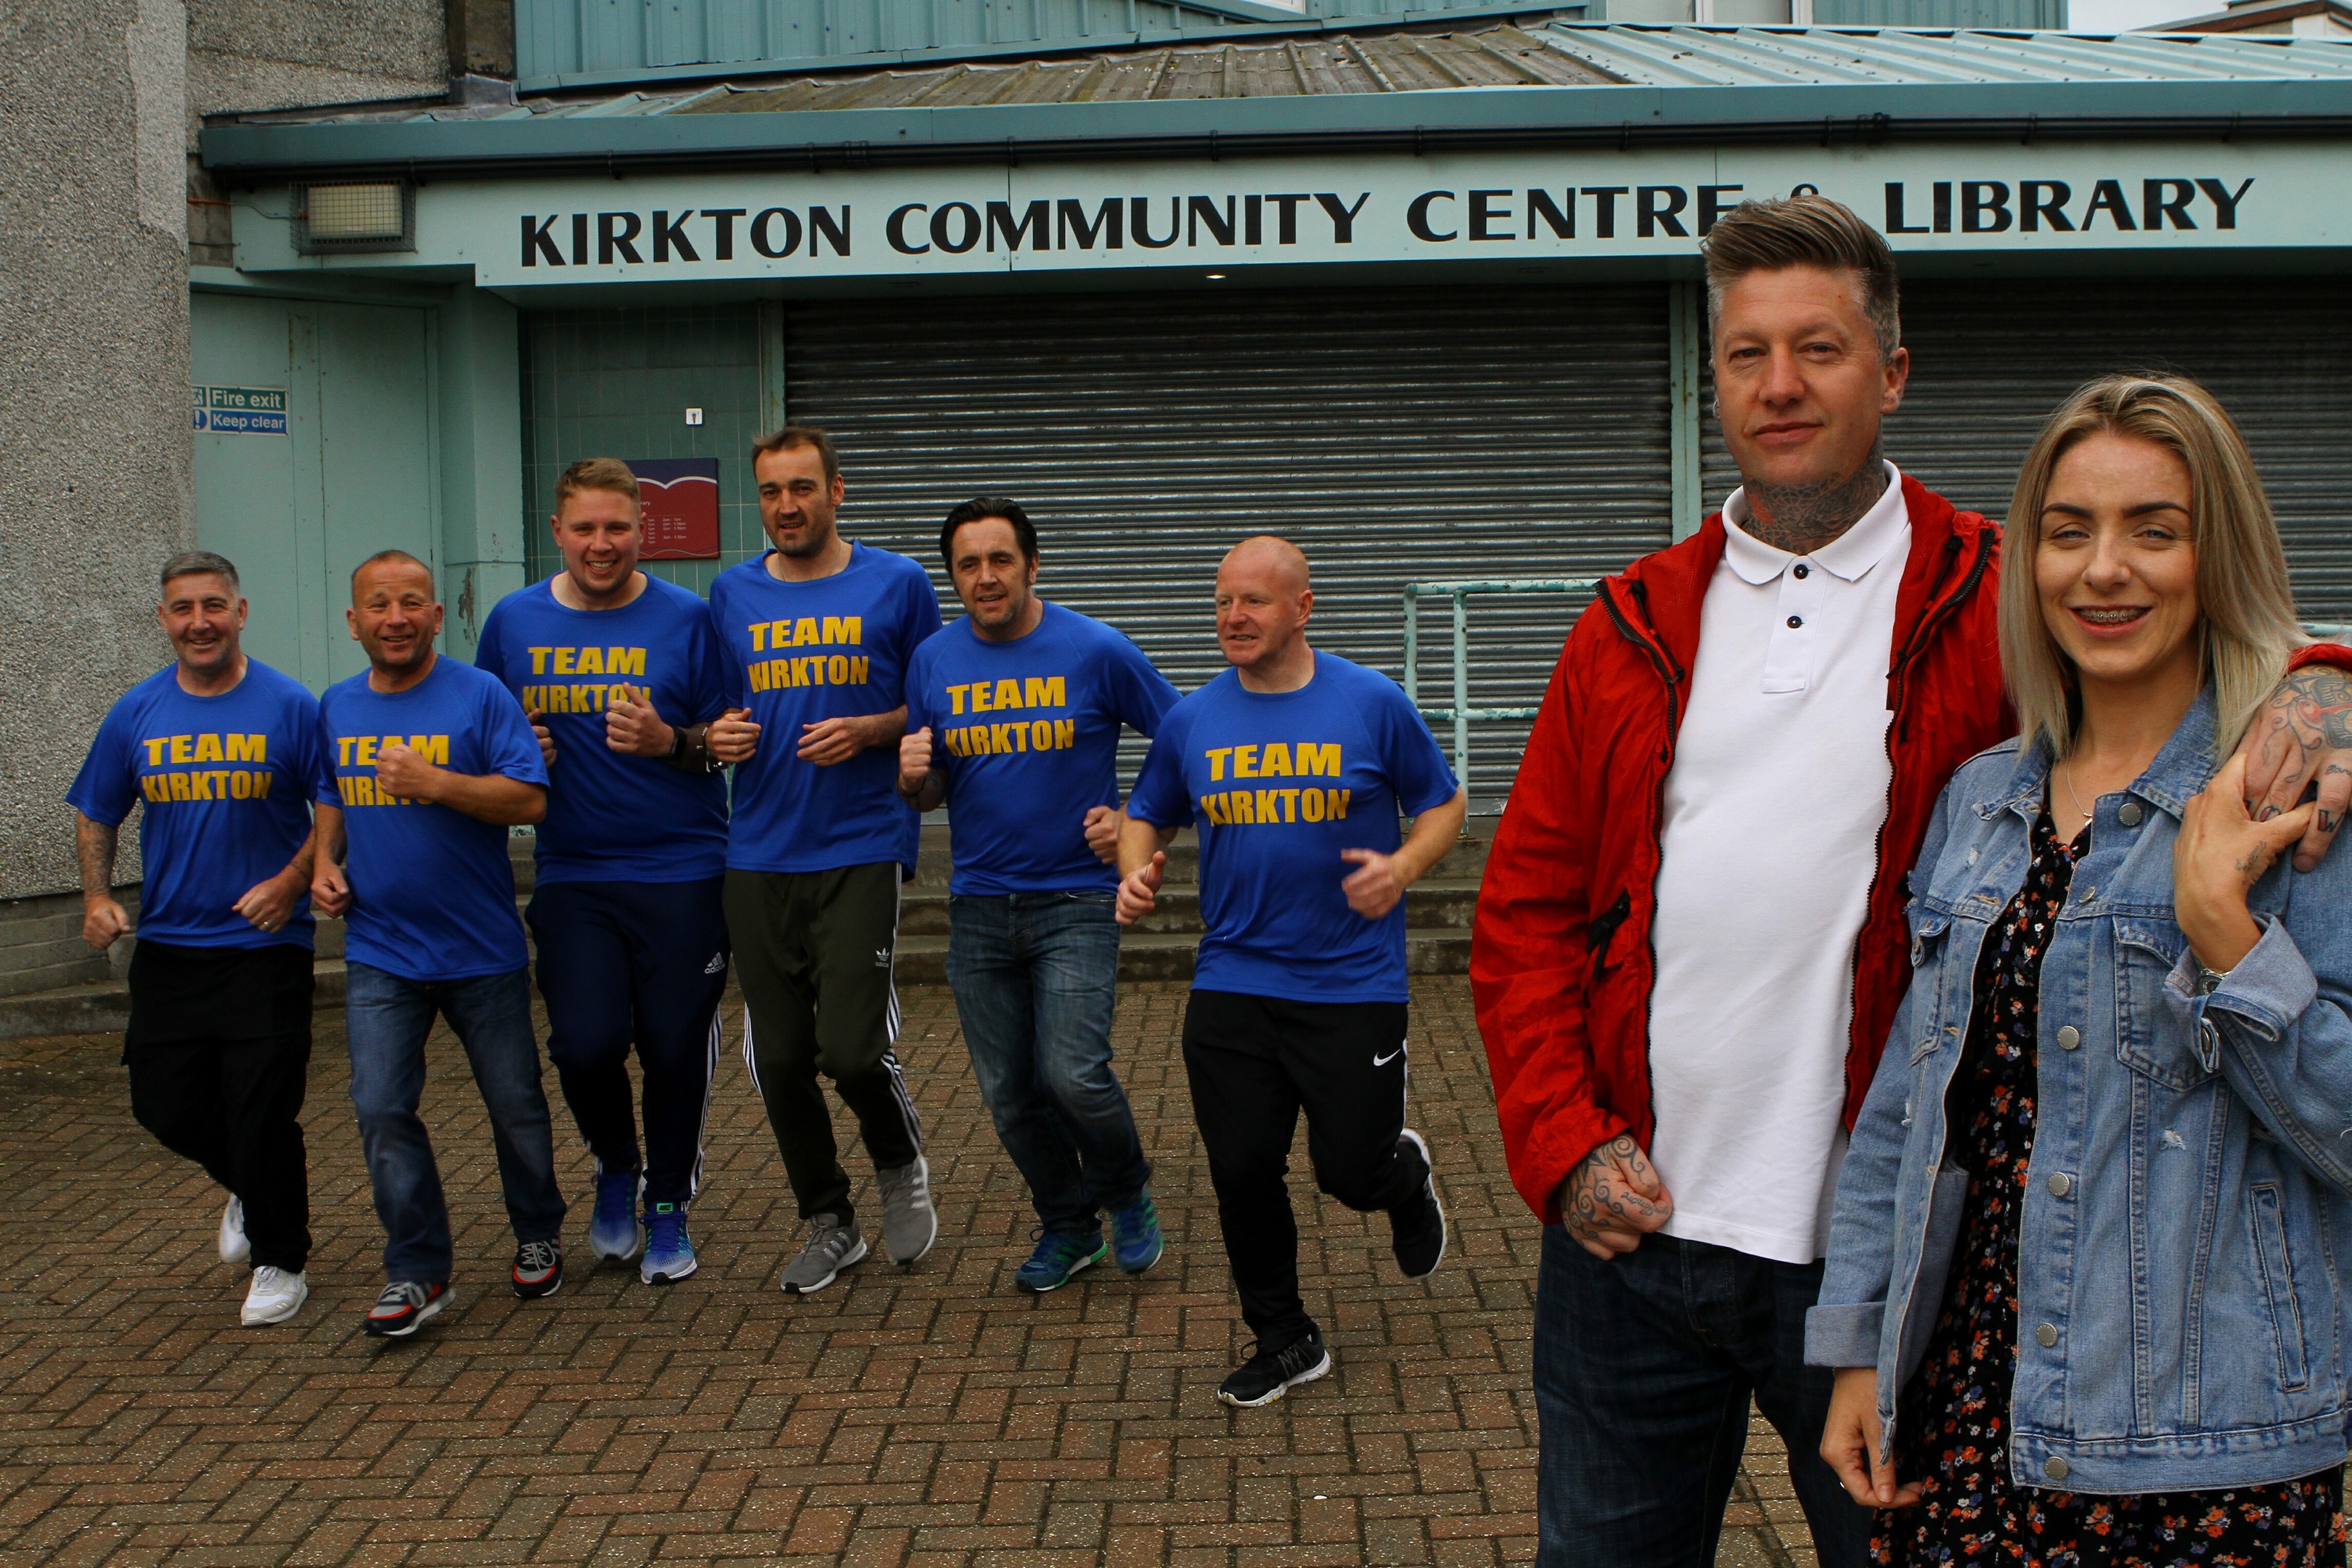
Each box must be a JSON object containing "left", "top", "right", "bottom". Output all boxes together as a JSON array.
[{"left": 1403, "top": 578, "right": 1599, "bottom": 807}]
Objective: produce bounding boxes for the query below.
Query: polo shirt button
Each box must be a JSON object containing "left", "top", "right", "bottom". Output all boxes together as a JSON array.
[
  {"left": 2035, "top": 1322, "right": 2059, "bottom": 1347},
  {"left": 2057, "top": 1025, "right": 2081, "bottom": 1050},
  {"left": 2046, "top": 1456, "right": 2070, "bottom": 1481},
  {"left": 1787, "top": 615, "right": 1803, "bottom": 629},
  {"left": 2118, "top": 801, "right": 2144, "bottom": 826},
  {"left": 2047, "top": 1172, "right": 2072, "bottom": 1197}
]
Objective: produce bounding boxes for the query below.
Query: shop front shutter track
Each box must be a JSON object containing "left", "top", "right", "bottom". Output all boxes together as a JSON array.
[
  {"left": 788, "top": 285, "right": 1673, "bottom": 810},
  {"left": 1702, "top": 276, "right": 2352, "bottom": 625}
]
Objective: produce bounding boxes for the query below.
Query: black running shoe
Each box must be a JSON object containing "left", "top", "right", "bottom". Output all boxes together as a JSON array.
[
  {"left": 1217, "top": 1331, "right": 1332, "bottom": 1409},
  {"left": 1389, "top": 1128, "right": 1447, "bottom": 1281},
  {"left": 511, "top": 1238, "right": 564, "bottom": 1299}
]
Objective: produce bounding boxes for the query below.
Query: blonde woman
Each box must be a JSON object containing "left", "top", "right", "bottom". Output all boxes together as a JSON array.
[{"left": 1811, "top": 375, "right": 2352, "bottom": 1565}]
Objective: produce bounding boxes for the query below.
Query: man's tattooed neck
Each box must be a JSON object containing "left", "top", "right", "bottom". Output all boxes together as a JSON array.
[{"left": 1741, "top": 451, "right": 1890, "bottom": 558}]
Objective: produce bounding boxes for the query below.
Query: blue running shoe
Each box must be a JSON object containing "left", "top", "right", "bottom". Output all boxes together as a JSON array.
[
  {"left": 1109, "top": 1192, "right": 1164, "bottom": 1275},
  {"left": 640, "top": 1202, "right": 697, "bottom": 1286},
  {"left": 1015, "top": 1230, "right": 1107, "bottom": 1293},
  {"left": 590, "top": 1168, "right": 643, "bottom": 1265}
]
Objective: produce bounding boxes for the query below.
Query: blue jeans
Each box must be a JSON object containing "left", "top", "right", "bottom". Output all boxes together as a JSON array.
[
  {"left": 1535, "top": 1226, "right": 1874, "bottom": 1568},
  {"left": 343, "top": 963, "right": 566, "bottom": 1281},
  {"left": 947, "top": 891, "right": 1148, "bottom": 1238}
]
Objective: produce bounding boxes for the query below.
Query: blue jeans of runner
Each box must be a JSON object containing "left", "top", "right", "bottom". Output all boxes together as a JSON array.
[
  {"left": 947, "top": 891, "right": 1148, "bottom": 1239},
  {"left": 1535, "top": 1225, "right": 1874, "bottom": 1568},
  {"left": 343, "top": 962, "right": 567, "bottom": 1282}
]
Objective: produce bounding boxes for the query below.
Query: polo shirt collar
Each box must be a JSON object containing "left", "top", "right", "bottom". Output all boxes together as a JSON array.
[{"left": 1720, "top": 462, "right": 1908, "bottom": 587}]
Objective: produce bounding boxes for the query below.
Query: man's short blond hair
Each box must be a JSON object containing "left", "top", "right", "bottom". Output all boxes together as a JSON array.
[
  {"left": 553, "top": 457, "right": 641, "bottom": 511},
  {"left": 1700, "top": 194, "right": 1902, "bottom": 360}
]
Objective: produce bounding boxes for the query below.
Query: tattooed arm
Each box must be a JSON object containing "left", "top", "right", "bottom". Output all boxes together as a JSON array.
[
  {"left": 1558, "top": 1133, "right": 1675, "bottom": 1260},
  {"left": 2238, "top": 661, "right": 2352, "bottom": 875},
  {"left": 76, "top": 813, "right": 132, "bottom": 949}
]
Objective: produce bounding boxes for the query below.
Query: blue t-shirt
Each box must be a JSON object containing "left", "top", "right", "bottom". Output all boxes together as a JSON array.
[
  {"left": 1124, "top": 652, "right": 1458, "bottom": 1005},
  {"left": 708, "top": 543, "right": 943, "bottom": 876},
  {"left": 65, "top": 660, "right": 323, "bottom": 950},
  {"left": 317, "top": 656, "right": 550, "bottom": 982},
  {"left": 906, "top": 602, "right": 1183, "bottom": 896},
  {"left": 475, "top": 575, "right": 730, "bottom": 885}
]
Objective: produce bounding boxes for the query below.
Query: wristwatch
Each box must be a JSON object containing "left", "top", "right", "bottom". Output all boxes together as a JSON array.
[{"left": 664, "top": 724, "right": 687, "bottom": 762}]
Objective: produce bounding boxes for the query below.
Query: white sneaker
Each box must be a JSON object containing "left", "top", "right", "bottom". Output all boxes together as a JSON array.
[
  {"left": 241, "top": 1266, "right": 308, "bottom": 1326},
  {"left": 219, "top": 1196, "right": 250, "bottom": 1266}
]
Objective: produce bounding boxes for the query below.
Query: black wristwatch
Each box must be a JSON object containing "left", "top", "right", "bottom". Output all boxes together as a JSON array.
[{"left": 664, "top": 724, "right": 687, "bottom": 761}]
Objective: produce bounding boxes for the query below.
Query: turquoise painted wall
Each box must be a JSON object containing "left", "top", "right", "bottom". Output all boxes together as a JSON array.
[
  {"left": 518, "top": 305, "right": 772, "bottom": 597},
  {"left": 192, "top": 290, "right": 441, "bottom": 688}
]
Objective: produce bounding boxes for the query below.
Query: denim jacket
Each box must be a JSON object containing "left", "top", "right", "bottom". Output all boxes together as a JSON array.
[{"left": 1808, "top": 689, "right": 2352, "bottom": 1494}]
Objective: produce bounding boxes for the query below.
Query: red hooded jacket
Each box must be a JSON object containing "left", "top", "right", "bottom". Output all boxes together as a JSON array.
[{"left": 1472, "top": 475, "right": 2347, "bottom": 1225}]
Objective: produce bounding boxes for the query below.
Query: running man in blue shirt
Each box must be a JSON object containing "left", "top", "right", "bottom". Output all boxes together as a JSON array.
[
  {"left": 312, "top": 550, "right": 566, "bottom": 1338},
  {"left": 706, "top": 427, "right": 944, "bottom": 1294},
  {"left": 69, "top": 552, "right": 324, "bottom": 1329},
  {"left": 899, "top": 499, "right": 1183, "bottom": 1293},
  {"left": 477, "top": 458, "right": 734, "bottom": 1288},
  {"left": 1117, "top": 536, "right": 1465, "bottom": 1408}
]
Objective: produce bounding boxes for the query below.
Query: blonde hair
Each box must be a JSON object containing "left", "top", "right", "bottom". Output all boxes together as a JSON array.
[
  {"left": 553, "top": 456, "right": 640, "bottom": 510},
  {"left": 2000, "top": 373, "right": 2305, "bottom": 760}
]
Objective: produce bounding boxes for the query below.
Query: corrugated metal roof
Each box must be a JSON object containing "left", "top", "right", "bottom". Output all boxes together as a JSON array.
[{"left": 223, "top": 19, "right": 2352, "bottom": 127}]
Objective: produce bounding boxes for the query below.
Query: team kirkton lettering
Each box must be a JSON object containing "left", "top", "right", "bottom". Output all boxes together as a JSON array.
[
  {"left": 67, "top": 661, "right": 327, "bottom": 950},
  {"left": 904, "top": 601, "right": 1181, "bottom": 898},
  {"left": 475, "top": 575, "right": 732, "bottom": 886},
  {"left": 1124, "top": 654, "right": 1455, "bottom": 1006}
]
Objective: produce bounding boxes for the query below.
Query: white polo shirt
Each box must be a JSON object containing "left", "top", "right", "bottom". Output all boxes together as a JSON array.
[{"left": 1646, "top": 465, "right": 1911, "bottom": 1265}]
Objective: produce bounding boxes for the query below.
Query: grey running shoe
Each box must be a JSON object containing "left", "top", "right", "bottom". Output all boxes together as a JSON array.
[
  {"left": 875, "top": 1154, "right": 938, "bottom": 1265},
  {"left": 780, "top": 1214, "right": 868, "bottom": 1294}
]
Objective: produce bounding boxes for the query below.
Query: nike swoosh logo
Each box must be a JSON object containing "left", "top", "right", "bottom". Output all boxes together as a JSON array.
[{"left": 1373, "top": 1048, "right": 1403, "bottom": 1067}]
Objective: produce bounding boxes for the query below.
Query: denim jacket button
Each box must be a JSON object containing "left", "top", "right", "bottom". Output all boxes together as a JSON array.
[
  {"left": 2056, "top": 1025, "right": 2081, "bottom": 1050},
  {"left": 2035, "top": 1322, "right": 2059, "bottom": 1347},
  {"left": 2118, "top": 801, "right": 2144, "bottom": 827},
  {"left": 2047, "top": 1172, "right": 2072, "bottom": 1198},
  {"left": 2045, "top": 1455, "right": 2070, "bottom": 1481}
]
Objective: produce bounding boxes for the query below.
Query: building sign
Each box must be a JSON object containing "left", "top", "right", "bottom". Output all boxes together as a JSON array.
[
  {"left": 629, "top": 457, "right": 720, "bottom": 560},
  {"left": 233, "top": 142, "right": 2343, "bottom": 284},
  {"left": 192, "top": 385, "right": 288, "bottom": 434}
]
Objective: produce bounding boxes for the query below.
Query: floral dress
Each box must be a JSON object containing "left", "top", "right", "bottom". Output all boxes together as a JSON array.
[{"left": 1876, "top": 807, "right": 2347, "bottom": 1568}]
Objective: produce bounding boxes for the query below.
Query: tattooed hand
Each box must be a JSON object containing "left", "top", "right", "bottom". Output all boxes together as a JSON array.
[
  {"left": 2178, "top": 753, "right": 2316, "bottom": 974},
  {"left": 1559, "top": 1134, "right": 1675, "bottom": 1260},
  {"left": 2238, "top": 663, "right": 2352, "bottom": 874}
]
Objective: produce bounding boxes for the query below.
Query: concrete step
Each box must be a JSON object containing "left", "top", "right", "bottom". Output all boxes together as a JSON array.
[
  {"left": 892, "top": 876, "right": 1482, "bottom": 936},
  {"left": 901, "top": 826, "right": 1493, "bottom": 890},
  {"left": 0, "top": 960, "right": 349, "bottom": 1042},
  {"left": 893, "top": 926, "right": 1471, "bottom": 985}
]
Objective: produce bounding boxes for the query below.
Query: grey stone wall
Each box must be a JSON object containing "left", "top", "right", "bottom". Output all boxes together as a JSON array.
[
  {"left": 0, "top": 0, "right": 468, "bottom": 1002},
  {"left": 1, "top": 0, "right": 193, "bottom": 915},
  {"left": 188, "top": 0, "right": 446, "bottom": 120}
]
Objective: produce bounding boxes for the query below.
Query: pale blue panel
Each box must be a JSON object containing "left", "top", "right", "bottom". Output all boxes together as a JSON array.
[
  {"left": 649, "top": 0, "right": 709, "bottom": 65},
  {"left": 192, "top": 293, "right": 313, "bottom": 685},
  {"left": 314, "top": 303, "right": 441, "bottom": 686},
  {"left": 1813, "top": 0, "right": 2065, "bottom": 23}
]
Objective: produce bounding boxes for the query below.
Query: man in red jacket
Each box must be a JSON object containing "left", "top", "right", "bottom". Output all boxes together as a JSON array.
[{"left": 1471, "top": 195, "right": 2352, "bottom": 1567}]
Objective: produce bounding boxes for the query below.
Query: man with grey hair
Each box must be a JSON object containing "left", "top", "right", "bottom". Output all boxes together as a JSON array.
[
  {"left": 1472, "top": 195, "right": 2352, "bottom": 1564},
  {"left": 68, "top": 551, "right": 325, "bottom": 1328}
]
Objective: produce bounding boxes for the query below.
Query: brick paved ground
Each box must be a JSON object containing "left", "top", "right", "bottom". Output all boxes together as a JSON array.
[{"left": 0, "top": 977, "right": 1824, "bottom": 1567}]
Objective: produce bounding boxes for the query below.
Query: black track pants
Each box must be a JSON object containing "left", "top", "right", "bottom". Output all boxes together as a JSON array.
[
  {"left": 1180, "top": 987, "right": 1425, "bottom": 1349},
  {"left": 725, "top": 864, "right": 921, "bottom": 1227}
]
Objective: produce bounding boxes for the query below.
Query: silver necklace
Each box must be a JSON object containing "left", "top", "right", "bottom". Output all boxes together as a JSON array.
[{"left": 2059, "top": 759, "right": 2091, "bottom": 829}]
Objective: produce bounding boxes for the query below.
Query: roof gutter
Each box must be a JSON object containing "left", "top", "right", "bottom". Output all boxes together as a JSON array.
[{"left": 202, "top": 79, "right": 2352, "bottom": 183}]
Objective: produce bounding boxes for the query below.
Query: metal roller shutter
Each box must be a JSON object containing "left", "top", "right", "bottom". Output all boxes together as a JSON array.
[
  {"left": 1702, "top": 277, "right": 2352, "bottom": 626},
  {"left": 787, "top": 285, "right": 1673, "bottom": 812}
]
